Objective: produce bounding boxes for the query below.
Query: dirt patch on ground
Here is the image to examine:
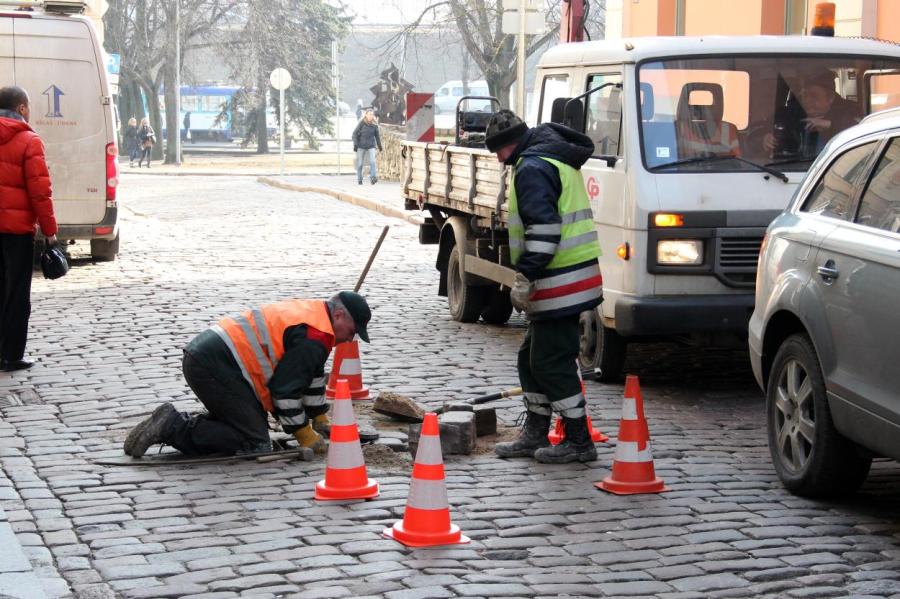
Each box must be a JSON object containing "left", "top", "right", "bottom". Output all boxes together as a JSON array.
[
  {"left": 472, "top": 425, "right": 520, "bottom": 456},
  {"left": 363, "top": 443, "right": 412, "bottom": 472}
]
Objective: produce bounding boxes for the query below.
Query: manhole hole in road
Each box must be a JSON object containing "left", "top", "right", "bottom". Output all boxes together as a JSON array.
[{"left": 0, "top": 388, "right": 42, "bottom": 408}]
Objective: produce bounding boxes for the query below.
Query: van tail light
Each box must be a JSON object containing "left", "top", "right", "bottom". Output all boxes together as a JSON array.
[{"left": 106, "top": 143, "right": 119, "bottom": 205}]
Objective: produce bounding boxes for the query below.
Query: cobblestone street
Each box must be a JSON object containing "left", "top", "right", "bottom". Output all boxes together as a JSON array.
[{"left": 1, "top": 174, "right": 899, "bottom": 599}]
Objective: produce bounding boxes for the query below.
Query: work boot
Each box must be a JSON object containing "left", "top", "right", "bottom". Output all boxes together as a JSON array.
[
  {"left": 495, "top": 411, "right": 551, "bottom": 458},
  {"left": 534, "top": 416, "right": 597, "bottom": 464},
  {"left": 293, "top": 422, "right": 327, "bottom": 454},
  {"left": 312, "top": 413, "right": 331, "bottom": 438},
  {"left": 124, "top": 403, "right": 178, "bottom": 457}
]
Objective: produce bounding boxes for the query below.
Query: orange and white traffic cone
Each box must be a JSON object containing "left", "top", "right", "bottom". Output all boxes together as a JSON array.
[
  {"left": 596, "top": 375, "right": 669, "bottom": 495},
  {"left": 383, "top": 413, "right": 469, "bottom": 547},
  {"left": 315, "top": 379, "right": 379, "bottom": 501},
  {"left": 326, "top": 340, "right": 370, "bottom": 400},
  {"left": 548, "top": 365, "right": 608, "bottom": 444}
]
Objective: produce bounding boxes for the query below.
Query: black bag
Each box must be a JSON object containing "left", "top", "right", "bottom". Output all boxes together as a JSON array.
[{"left": 41, "top": 241, "right": 69, "bottom": 280}]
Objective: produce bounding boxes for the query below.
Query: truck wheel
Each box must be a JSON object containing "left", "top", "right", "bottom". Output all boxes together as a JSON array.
[
  {"left": 766, "top": 333, "right": 871, "bottom": 497},
  {"left": 578, "top": 307, "right": 627, "bottom": 382},
  {"left": 447, "top": 245, "right": 485, "bottom": 323},
  {"left": 91, "top": 233, "right": 120, "bottom": 262},
  {"left": 481, "top": 287, "right": 513, "bottom": 325}
]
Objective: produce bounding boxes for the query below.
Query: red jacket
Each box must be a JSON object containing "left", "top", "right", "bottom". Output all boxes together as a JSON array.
[{"left": 0, "top": 115, "right": 57, "bottom": 236}]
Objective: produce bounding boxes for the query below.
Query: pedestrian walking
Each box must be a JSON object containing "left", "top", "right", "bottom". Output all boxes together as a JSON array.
[
  {"left": 485, "top": 110, "right": 603, "bottom": 464},
  {"left": 183, "top": 111, "right": 192, "bottom": 144},
  {"left": 352, "top": 109, "right": 382, "bottom": 185},
  {"left": 355, "top": 99, "right": 364, "bottom": 120},
  {"left": 137, "top": 117, "right": 155, "bottom": 168},
  {"left": 124, "top": 117, "right": 139, "bottom": 167},
  {"left": 0, "top": 86, "right": 58, "bottom": 372},
  {"left": 124, "top": 291, "right": 372, "bottom": 458}
]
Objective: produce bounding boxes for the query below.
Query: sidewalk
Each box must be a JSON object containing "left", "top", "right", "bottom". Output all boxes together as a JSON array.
[
  {"left": 0, "top": 480, "right": 50, "bottom": 599},
  {"left": 258, "top": 174, "right": 425, "bottom": 225}
]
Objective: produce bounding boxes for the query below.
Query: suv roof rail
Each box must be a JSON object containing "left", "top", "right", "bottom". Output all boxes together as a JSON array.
[
  {"left": 0, "top": 0, "right": 85, "bottom": 14},
  {"left": 861, "top": 106, "right": 900, "bottom": 124}
]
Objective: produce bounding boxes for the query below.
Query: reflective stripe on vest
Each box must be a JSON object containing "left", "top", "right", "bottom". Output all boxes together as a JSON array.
[
  {"left": 214, "top": 299, "right": 335, "bottom": 413},
  {"left": 508, "top": 156, "right": 601, "bottom": 269}
]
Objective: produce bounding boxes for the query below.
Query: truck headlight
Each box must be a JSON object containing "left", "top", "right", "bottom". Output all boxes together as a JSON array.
[{"left": 657, "top": 240, "right": 703, "bottom": 265}]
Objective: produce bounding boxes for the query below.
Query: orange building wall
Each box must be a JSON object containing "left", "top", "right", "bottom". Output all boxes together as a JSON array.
[{"left": 683, "top": 0, "right": 764, "bottom": 36}]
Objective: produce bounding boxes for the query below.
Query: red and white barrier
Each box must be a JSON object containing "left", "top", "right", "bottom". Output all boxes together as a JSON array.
[{"left": 406, "top": 93, "right": 435, "bottom": 142}]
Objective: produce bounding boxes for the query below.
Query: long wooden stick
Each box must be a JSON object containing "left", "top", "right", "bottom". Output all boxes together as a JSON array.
[{"left": 354, "top": 225, "right": 390, "bottom": 293}]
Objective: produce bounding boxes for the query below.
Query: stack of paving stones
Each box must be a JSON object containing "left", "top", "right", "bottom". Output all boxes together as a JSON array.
[{"left": 0, "top": 175, "right": 896, "bottom": 598}]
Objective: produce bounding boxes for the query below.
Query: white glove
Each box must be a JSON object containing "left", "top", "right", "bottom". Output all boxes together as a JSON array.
[{"left": 510, "top": 273, "right": 533, "bottom": 312}]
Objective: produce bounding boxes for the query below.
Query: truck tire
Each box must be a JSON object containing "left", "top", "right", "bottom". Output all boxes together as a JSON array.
[
  {"left": 447, "top": 245, "right": 485, "bottom": 323},
  {"left": 91, "top": 233, "right": 119, "bottom": 262},
  {"left": 578, "top": 307, "right": 627, "bottom": 382},
  {"left": 481, "top": 287, "right": 513, "bottom": 325}
]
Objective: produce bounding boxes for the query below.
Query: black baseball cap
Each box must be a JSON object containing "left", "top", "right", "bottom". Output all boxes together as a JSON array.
[{"left": 337, "top": 291, "right": 371, "bottom": 343}]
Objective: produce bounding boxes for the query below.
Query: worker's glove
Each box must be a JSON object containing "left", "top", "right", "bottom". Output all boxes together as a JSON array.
[{"left": 510, "top": 273, "right": 534, "bottom": 313}]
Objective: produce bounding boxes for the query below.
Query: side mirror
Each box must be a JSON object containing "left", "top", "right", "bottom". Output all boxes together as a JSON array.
[{"left": 563, "top": 100, "right": 584, "bottom": 131}]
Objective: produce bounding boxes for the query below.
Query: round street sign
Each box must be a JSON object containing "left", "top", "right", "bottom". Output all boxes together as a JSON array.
[{"left": 270, "top": 68, "right": 292, "bottom": 91}]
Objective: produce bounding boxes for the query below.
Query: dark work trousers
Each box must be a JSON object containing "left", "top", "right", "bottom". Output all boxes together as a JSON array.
[
  {"left": 517, "top": 315, "right": 586, "bottom": 420},
  {"left": 0, "top": 233, "right": 35, "bottom": 362},
  {"left": 166, "top": 351, "right": 271, "bottom": 455}
]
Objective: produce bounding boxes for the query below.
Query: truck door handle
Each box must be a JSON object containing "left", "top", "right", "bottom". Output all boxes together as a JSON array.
[{"left": 817, "top": 260, "right": 839, "bottom": 281}]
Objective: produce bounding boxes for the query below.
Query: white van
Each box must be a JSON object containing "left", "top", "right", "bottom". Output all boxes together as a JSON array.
[
  {"left": 434, "top": 79, "right": 491, "bottom": 114},
  {"left": 0, "top": 0, "right": 120, "bottom": 261}
]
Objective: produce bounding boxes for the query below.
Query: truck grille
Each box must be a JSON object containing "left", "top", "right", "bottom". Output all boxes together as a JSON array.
[{"left": 715, "top": 235, "right": 764, "bottom": 287}]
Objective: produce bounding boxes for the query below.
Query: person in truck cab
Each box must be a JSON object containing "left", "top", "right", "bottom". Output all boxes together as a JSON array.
[
  {"left": 123, "top": 292, "right": 372, "bottom": 459},
  {"left": 765, "top": 68, "right": 860, "bottom": 158},
  {"left": 484, "top": 110, "right": 603, "bottom": 464}
]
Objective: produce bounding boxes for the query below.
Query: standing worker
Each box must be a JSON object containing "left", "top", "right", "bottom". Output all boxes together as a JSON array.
[
  {"left": 352, "top": 109, "right": 382, "bottom": 185},
  {"left": 0, "top": 86, "right": 58, "bottom": 372},
  {"left": 485, "top": 110, "right": 603, "bottom": 463},
  {"left": 124, "top": 292, "right": 372, "bottom": 457}
]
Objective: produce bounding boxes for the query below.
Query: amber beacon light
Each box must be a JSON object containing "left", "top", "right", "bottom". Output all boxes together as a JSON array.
[{"left": 811, "top": 2, "right": 835, "bottom": 37}]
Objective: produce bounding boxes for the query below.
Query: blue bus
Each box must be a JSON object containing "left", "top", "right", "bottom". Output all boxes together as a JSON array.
[{"left": 160, "top": 85, "right": 240, "bottom": 141}]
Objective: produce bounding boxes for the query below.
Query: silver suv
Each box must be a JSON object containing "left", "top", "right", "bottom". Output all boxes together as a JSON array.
[{"left": 749, "top": 107, "right": 900, "bottom": 497}]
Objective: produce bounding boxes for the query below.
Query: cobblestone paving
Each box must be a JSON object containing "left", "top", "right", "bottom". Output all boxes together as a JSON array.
[{"left": 0, "top": 174, "right": 898, "bottom": 599}]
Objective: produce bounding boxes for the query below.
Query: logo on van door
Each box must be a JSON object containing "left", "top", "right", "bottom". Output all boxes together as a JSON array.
[
  {"left": 42, "top": 85, "right": 65, "bottom": 118},
  {"left": 586, "top": 176, "right": 600, "bottom": 200}
]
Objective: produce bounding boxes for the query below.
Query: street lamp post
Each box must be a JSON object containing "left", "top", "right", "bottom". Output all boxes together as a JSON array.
[{"left": 174, "top": 0, "right": 181, "bottom": 166}]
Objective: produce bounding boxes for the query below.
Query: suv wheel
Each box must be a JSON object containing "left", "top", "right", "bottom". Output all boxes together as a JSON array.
[
  {"left": 91, "top": 233, "right": 119, "bottom": 262},
  {"left": 766, "top": 333, "right": 871, "bottom": 497},
  {"left": 578, "top": 307, "right": 626, "bottom": 382}
]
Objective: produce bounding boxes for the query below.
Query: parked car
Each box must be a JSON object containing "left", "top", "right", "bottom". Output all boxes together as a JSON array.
[
  {"left": 749, "top": 107, "right": 900, "bottom": 497},
  {"left": 434, "top": 80, "right": 491, "bottom": 114}
]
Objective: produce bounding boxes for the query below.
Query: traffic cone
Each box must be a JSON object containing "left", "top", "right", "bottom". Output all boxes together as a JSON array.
[
  {"left": 596, "top": 375, "right": 669, "bottom": 495},
  {"left": 315, "top": 379, "right": 379, "bottom": 501},
  {"left": 548, "top": 366, "right": 608, "bottom": 444},
  {"left": 326, "top": 340, "right": 370, "bottom": 400},
  {"left": 383, "top": 413, "right": 469, "bottom": 547},
  {"left": 548, "top": 408, "right": 609, "bottom": 445}
]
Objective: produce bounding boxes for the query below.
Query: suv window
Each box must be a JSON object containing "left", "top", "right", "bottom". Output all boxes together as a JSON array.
[
  {"left": 584, "top": 73, "right": 623, "bottom": 157},
  {"left": 800, "top": 141, "right": 878, "bottom": 220},
  {"left": 856, "top": 138, "right": 900, "bottom": 234}
]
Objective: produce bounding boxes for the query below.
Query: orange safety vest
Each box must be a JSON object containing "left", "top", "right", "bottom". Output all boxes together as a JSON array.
[{"left": 212, "top": 299, "right": 335, "bottom": 413}]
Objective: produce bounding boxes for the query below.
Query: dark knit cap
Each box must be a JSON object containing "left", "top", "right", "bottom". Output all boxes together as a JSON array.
[{"left": 485, "top": 109, "right": 528, "bottom": 152}]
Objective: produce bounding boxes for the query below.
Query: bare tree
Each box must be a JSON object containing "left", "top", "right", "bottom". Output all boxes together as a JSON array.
[{"left": 380, "top": 0, "right": 606, "bottom": 108}]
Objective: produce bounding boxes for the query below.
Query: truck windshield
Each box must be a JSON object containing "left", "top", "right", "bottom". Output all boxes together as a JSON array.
[{"left": 638, "top": 55, "right": 900, "bottom": 172}]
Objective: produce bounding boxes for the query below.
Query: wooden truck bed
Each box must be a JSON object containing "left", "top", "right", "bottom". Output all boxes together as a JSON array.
[{"left": 401, "top": 141, "right": 511, "bottom": 227}]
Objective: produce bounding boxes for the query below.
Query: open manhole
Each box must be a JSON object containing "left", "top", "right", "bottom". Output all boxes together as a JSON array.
[{"left": 0, "top": 388, "right": 42, "bottom": 408}]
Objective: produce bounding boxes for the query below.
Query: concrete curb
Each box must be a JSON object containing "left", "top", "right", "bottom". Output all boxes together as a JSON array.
[
  {"left": 0, "top": 502, "right": 50, "bottom": 599},
  {"left": 257, "top": 177, "right": 424, "bottom": 226}
]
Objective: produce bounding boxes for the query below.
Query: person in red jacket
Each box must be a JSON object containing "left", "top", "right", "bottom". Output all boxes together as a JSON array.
[{"left": 0, "top": 86, "right": 57, "bottom": 372}]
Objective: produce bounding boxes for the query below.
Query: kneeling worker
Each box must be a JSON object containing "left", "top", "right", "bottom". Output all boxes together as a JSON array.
[
  {"left": 124, "top": 292, "right": 371, "bottom": 457},
  {"left": 485, "top": 110, "right": 603, "bottom": 463}
]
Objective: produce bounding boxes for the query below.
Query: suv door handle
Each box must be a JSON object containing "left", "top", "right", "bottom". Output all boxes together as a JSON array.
[{"left": 817, "top": 260, "right": 839, "bottom": 281}]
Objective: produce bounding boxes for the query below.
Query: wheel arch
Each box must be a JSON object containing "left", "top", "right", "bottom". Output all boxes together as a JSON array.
[
  {"left": 761, "top": 310, "right": 808, "bottom": 389},
  {"left": 436, "top": 215, "right": 471, "bottom": 297}
]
